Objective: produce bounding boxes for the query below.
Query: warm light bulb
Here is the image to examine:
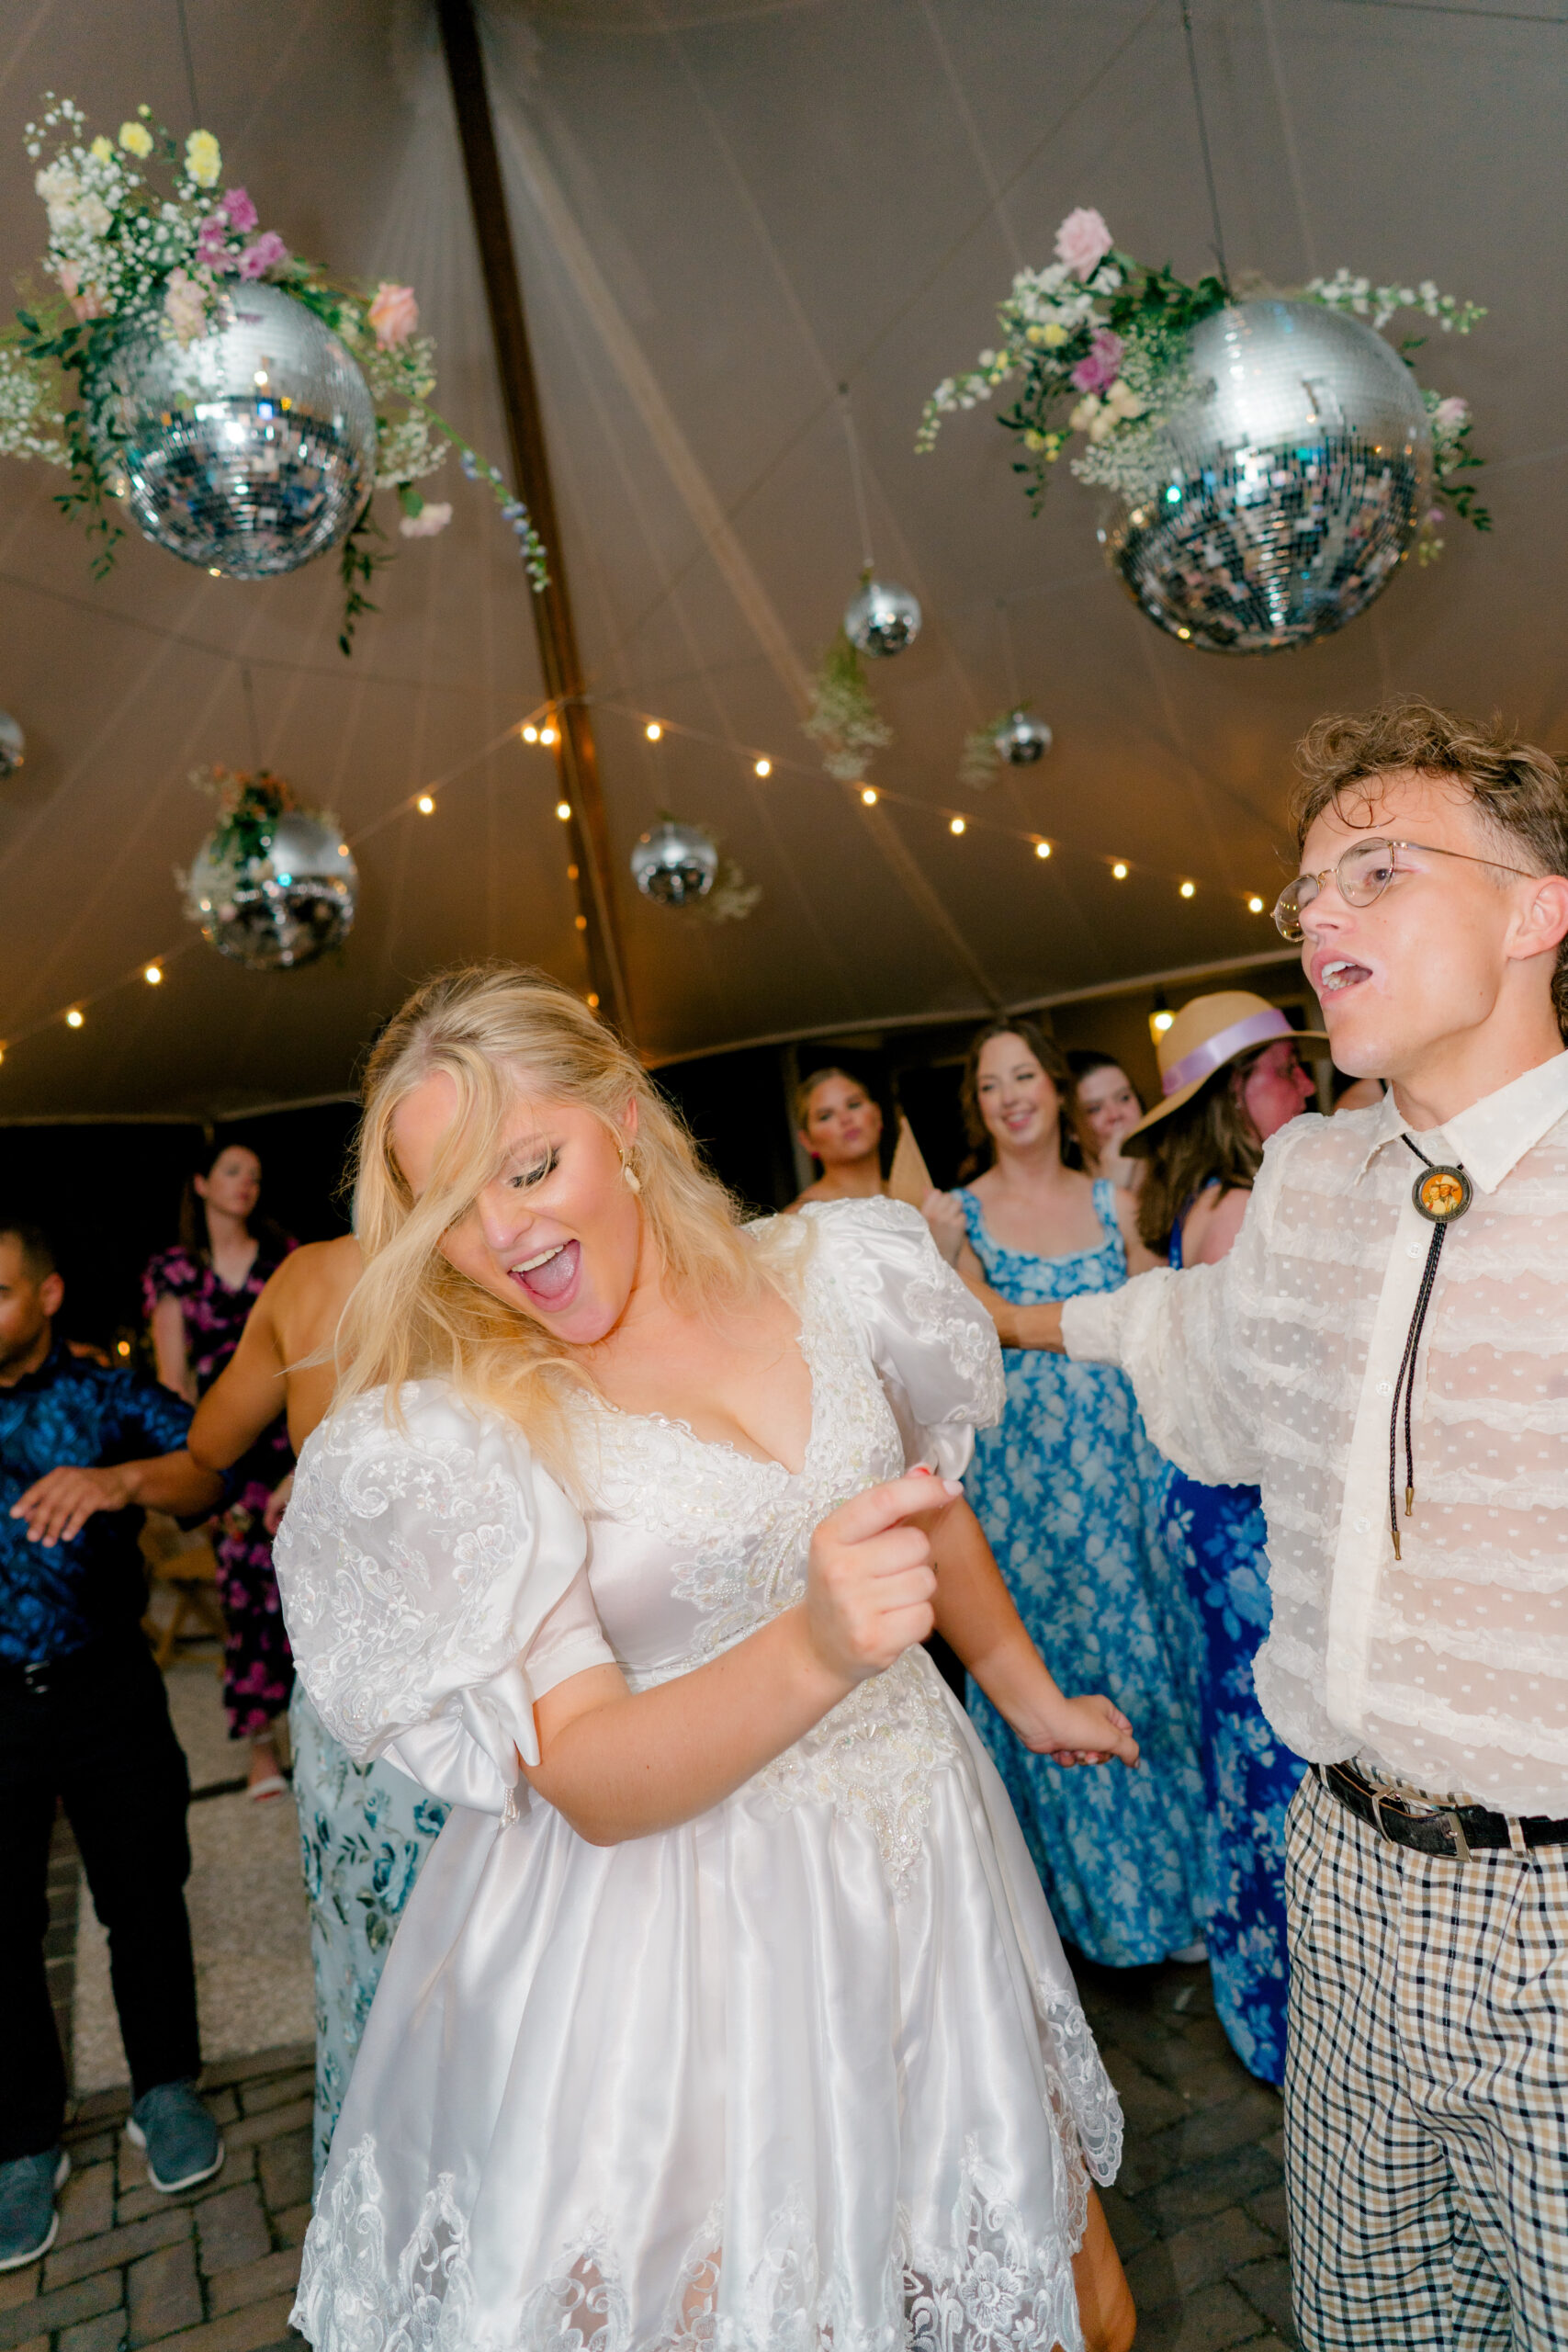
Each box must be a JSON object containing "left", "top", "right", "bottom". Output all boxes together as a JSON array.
[
  {"left": 1247, "top": 894, "right": 1265, "bottom": 914},
  {"left": 417, "top": 794, "right": 435, "bottom": 815},
  {"left": 574, "top": 914, "right": 588, "bottom": 931},
  {"left": 66, "top": 1008, "right": 84, "bottom": 1028},
  {"left": 1111, "top": 861, "right": 1129, "bottom": 880},
  {"left": 522, "top": 724, "right": 539, "bottom": 743},
  {"left": 208, "top": 566, "right": 221, "bottom": 578},
  {"left": 254, "top": 369, "right": 268, "bottom": 388},
  {"left": 1034, "top": 841, "right": 1051, "bottom": 859},
  {"left": 541, "top": 726, "right": 558, "bottom": 746},
  {"left": 950, "top": 817, "right": 966, "bottom": 836},
  {"left": 586, "top": 991, "right": 600, "bottom": 1011},
  {"left": 143, "top": 965, "right": 162, "bottom": 985},
  {"left": 860, "top": 787, "right": 877, "bottom": 806},
  {"left": 754, "top": 759, "right": 771, "bottom": 778},
  {"left": 1179, "top": 880, "right": 1196, "bottom": 899},
  {"left": 1152, "top": 1009, "right": 1174, "bottom": 1035},
  {"left": 116, "top": 1338, "right": 131, "bottom": 1357},
  {"left": 645, "top": 721, "right": 662, "bottom": 741},
  {"left": 556, "top": 800, "right": 571, "bottom": 821}
]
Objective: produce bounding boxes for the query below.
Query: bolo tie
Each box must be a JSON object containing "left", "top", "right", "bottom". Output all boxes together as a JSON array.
[{"left": 1388, "top": 1136, "right": 1472, "bottom": 1559}]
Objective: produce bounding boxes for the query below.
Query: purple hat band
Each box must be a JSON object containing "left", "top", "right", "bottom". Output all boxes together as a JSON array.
[{"left": 1161, "top": 1006, "right": 1293, "bottom": 1097}]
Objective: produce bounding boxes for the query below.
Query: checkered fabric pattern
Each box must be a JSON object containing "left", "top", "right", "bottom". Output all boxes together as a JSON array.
[{"left": 1283, "top": 1769, "right": 1568, "bottom": 2349}]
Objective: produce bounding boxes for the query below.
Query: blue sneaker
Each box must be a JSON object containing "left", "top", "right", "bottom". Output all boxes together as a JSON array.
[
  {"left": 126, "top": 2082, "right": 223, "bottom": 2193},
  {"left": 0, "top": 2148, "right": 69, "bottom": 2271}
]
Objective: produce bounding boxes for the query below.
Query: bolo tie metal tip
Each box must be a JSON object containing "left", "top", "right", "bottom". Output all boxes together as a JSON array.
[
  {"left": 1405, "top": 1486, "right": 1415, "bottom": 1516},
  {"left": 1392, "top": 1527, "right": 1402, "bottom": 1561}
]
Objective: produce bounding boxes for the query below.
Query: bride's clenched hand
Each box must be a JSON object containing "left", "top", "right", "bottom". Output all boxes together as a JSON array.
[
  {"left": 803, "top": 1473, "right": 957, "bottom": 1686},
  {"left": 1011, "top": 1691, "right": 1139, "bottom": 1771}
]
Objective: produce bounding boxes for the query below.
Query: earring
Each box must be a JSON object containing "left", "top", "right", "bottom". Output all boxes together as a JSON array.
[{"left": 622, "top": 1157, "right": 642, "bottom": 1195}]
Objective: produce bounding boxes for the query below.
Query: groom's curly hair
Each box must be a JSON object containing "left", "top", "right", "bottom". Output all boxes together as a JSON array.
[{"left": 1290, "top": 696, "right": 1568, "bottom": 1035}]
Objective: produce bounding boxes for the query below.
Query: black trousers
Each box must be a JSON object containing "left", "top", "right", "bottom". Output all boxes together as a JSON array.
[{"left": 0, "top": 1634, "right": 199, "bottom": 2160}]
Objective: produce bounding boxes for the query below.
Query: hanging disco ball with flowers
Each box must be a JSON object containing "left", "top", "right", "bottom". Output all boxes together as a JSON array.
[
  {"left": 959, "top": 705, "right": 1053, "bottom": 790},
  {"left": 181, "top": 765, "right": 356, "bottom": 970},
  {"left": 630, "top": 817, "right": 760, "bottom": 922},
  {"left": 0, "top": 97, "right": 547, "bottom": 652},
  {"left": 844, "top": 573, "right": 922, "bottom": 658},
  {"left": 919, "top": 208, "right": 1489, "bottom": 655}
]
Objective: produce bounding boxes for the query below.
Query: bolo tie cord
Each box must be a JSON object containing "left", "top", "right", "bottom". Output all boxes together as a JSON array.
[{"left": 1389, "top": 1135, "right": 1468, "bottom": 1560}]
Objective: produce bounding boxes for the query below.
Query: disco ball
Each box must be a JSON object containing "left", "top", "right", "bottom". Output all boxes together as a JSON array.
[
  {"left": 0, "top": 710, "right": 24, "bottom": 778},
  {"left": 91, "top": 285, "right": 377, "bottom": 579},
  {"left": 630, "top": 821, "right": 717, "bottom": 906},
  {"left": 844, "top": 576, "right": 922, "bottom": 658},
  {"left": 1105, "top": 299, "right": 1433, "bottom": 654},
  {"left": 997, "top": 709, "right": 1052, "bottom": 764},
  {"left": 186, "top": 809, "right": 357, "bottom": 969}
]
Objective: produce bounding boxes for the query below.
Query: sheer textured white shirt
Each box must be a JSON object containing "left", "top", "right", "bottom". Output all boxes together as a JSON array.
[{"left": 1063, "top": 1049, "right": 1568, "bottom": 1815}]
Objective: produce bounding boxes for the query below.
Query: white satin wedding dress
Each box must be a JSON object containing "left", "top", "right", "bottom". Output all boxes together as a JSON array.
[{"left": 275, "top": 1199, "right": 1122, "bottom": 2352}]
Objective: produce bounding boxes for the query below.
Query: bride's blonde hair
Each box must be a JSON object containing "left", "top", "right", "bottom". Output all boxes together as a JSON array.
[{"left": 337, "top": 963, "right": 766, "bottom": 1474}]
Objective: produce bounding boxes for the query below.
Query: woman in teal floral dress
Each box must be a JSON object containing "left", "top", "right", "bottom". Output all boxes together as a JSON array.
[
  {"left": 925, "top": 1020, "right": 1206, "bottom": 1968},
  {"left": 1123, "top": 991, "right": 1318, "bottom": 2084}
]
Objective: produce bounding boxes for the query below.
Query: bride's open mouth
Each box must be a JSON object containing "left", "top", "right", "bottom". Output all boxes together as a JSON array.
[
  {"left": 510, "top": 1237, "right": 581, "bottom": 1307},
  {"left": 1319, "top": 957, "right": 1372, "bottom": 996}
]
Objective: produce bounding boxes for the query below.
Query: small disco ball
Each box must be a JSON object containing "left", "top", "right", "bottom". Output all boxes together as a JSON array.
[
  {"left": 844, "top": 576, "right": 922, "bottom": 657},
  {"left": 186, "top": 810, "right": 357, "bottom": 969},
  {"left": 1105, "top": 299, "right": 1433, "bottom": 655},
  {"left": 997, "top": 709, "right": 1052, "bottom": 764},
  {"left": 0, "top": 710, "right": 24, "bottom": 777},
  {"left": 92, "top": 284, "right": 377, "bottom": 579},
  {"left": 630, "top": 821, "right": 718, "bottom": 907}
]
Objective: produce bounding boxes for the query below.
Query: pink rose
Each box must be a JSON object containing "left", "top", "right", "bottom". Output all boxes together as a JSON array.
[
  {"left": 220, "top": 186, "right": 258, "bottom": 232},
  {"left": 237, "top": 231, "right": 289, "bottom": 280},
  {"left": 196, "top": 216, "right": 236, "bottom": 271},
  {"left": 1054, "top": 206, "right": 1113, "bottom": 280},
  {"left": 1433, "top": 396, "right": 1469, "bottom": 432},
  {"left": 367, "top": 281, "right": 419, "bottom": 349},
  {"left": 1069, "top": 328, "right": 1125, "bottom": 394},
  {"left": 59, "top": 261, "right": 107, "bottom": 322}
]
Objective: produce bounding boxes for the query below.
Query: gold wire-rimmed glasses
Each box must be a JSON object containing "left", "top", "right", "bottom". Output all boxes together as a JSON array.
[{"left": 1272, "top": 838, "right": 1538, "bottom": 943}]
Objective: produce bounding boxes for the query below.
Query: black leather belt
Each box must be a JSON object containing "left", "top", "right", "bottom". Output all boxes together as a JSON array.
[
  {"left": 0, "top": 1634, "right": 125, "bottom": 1702},
  {"left": 1321, "top": 1760, "right": 1568, "bottom": 1861}
]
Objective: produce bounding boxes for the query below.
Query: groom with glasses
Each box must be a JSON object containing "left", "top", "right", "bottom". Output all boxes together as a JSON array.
[{"left": 988, "top": 697, "right": 1568, "bottom": 2349}]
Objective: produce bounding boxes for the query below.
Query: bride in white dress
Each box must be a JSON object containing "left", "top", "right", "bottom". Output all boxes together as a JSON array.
[{"left": 275, "top": 966, "right": 1139, "bottom": 2352}]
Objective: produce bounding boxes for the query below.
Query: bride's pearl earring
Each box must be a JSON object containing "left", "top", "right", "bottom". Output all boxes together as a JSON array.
[{"left": 622, "top": 1159, "right": 642, "bottom": 1195}]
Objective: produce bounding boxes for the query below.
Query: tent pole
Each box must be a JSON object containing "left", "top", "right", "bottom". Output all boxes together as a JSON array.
[{"left": 436, "top": 0, "right": 633, "bottom": 1039}]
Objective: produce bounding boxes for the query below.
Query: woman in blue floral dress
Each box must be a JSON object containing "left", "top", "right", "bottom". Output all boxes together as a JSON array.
[
  {"left": 1122, "top": 991, "right": 1319, "bottom": 2084},
  {"left": 925, "top": 1019, "right": 1206, "bottom": 1969}
]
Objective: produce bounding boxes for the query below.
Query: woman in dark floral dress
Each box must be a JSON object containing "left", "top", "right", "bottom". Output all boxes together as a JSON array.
[{"left": 144, "top": 1141, "right": 296, "bottom": 1793}]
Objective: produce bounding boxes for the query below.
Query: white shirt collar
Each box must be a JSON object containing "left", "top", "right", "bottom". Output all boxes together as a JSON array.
[{"left": 1354, "top": 1047, "right": 1568, "bottom": 1193}]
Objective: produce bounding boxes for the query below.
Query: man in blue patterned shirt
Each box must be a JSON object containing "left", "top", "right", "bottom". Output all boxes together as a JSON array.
[{"left": 0, "top": 1216, "right": 228, "bottom": 2270}]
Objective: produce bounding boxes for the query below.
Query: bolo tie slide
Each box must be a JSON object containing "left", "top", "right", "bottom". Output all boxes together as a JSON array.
[{"left": 1388, "top": 1136, "right": 1472, "bottom": 1559}]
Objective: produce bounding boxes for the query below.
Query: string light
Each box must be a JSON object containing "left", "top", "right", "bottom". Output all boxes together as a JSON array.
[
  {"left": 754, "top": 759, "right": 771, "bottom": 777},
  {"left": 645, "top": 721, "right": 662, "bottom": 741},
  {"left": 1151, "top": 1009, "right": 1175, "bottom": 1037},
  {"left": 416, "top": 794, "right": 435, "bottom": 815},
  {"left": 143, "top": 964, "right": 162, "bottom": 985},
  {"left": 65, "top": 1008, "right": 84, "bottom": 1028},
  {"left": 556, "top": 800, "right": 571, "bottom": 821},
  {"left": 540, "top": 725, "right": 558, "bottom": 746},
  {"left": 950, "top": 817, "right": 965, "bottom": 836},
  {"left": 861, "top": 786, "right": 877, "bottom": 806},
  {"left": 574, "top": 914, "right": 588, "bottom": 931},
  {"left": 115, "top": 1338, "right": 131, "bottom": 1357},
  {"left": 1111, "top": 861, "right": 1129, "bottom": 880},
  {"left": 1034, "top": 841, "right": 1051, "bottom": 859},
  {"left": 1247, "top": 894, "right": 1265, "bottom": 914},
  {"left": 522, "top": 724, "right": 539, "bottom": 742},
  {"left": 1179, "top": 880, "right": 1196, "bottom": 899},
  {"left": 587, "top": 991, "right": 600, "bottom": 1010},
  {"left": 567, "top": 863, "right": 580, "bottom": 880},
  {"left": 0, "top": 1045, "right": 6, "bottom": 1066}
]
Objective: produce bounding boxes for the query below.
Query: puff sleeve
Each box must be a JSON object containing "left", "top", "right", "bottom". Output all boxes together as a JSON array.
[
  {"left": 804, "top": 1197, "right": 1004, "bottom": 1478},
  {"left": 273, "top": 1382, "right": 611, "bottom": 1815}
]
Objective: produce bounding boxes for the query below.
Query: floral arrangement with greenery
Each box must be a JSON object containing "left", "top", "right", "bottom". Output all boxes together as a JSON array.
[
  {"left": 803, "top": 629, "right": 894, "bottom": 782},
  {"left": 919, "top": 207, "right": 1488, "bottom": 563},
  {"left": 0, "top": 97, "right": 546, "bottom": 649}
]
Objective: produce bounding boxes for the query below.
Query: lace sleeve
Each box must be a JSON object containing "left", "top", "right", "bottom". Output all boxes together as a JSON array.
[
  {"left": 803, "top": 1197, "right": 1006, "bottom": 1479},
  {"left": 273, "top": 1382, "right": 597, "bottom": 1815}
]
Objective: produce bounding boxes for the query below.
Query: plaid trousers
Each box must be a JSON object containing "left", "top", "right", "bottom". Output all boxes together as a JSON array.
[{"left": 1283, "top": 1769, "right": 1568, "bottom": 2349}]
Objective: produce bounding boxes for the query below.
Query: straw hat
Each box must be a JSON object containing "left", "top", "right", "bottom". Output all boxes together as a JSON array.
[{"left": 1121, "top": 989, "right": 1326, "bottom": 1148}]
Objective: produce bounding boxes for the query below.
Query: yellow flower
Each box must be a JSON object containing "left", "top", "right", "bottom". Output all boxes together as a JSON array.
[
  {"left": 1023, "top": 429, "right": 1046, "bottom": 451},
  {"left": 119, "top": 120, "right": 153, "bottom": 157},
  {"left": 1042, "top": 322, "right": 1069, "bottom": 348},
  {"left": 90, "top": 135, "right": 113, "bottom": 162},
  {"left": 185, "top": 129, "right": 221, "bottom": 187}
]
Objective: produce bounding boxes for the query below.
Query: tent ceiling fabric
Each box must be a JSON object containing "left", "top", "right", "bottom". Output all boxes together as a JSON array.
[{"left": 0, "top": 0, "right": 1561, "bottom": 1118}]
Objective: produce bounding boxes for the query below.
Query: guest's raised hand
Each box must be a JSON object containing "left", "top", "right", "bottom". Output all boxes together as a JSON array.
[
  {"left": 920, "top": 1189, "right": 966, "bottom": 1267},
  {"left": 804, "top": 1473, "right": 955, "bottom": 1686}
]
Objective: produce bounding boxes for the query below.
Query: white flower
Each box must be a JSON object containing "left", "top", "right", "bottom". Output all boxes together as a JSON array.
[
  {"left": 399, "top": 501, "right": 452, "bottom": 538},
  {"left": 36, "top": 161, "right": 82, "bottom": 206},
  {"left": 1068, "top": 393, "right": 1101, "bottom": 433}
]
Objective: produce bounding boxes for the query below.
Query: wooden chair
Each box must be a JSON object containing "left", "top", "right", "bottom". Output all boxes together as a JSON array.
[{"left": 140, "top": 1511, "right": 227, "bottom": 1671}]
